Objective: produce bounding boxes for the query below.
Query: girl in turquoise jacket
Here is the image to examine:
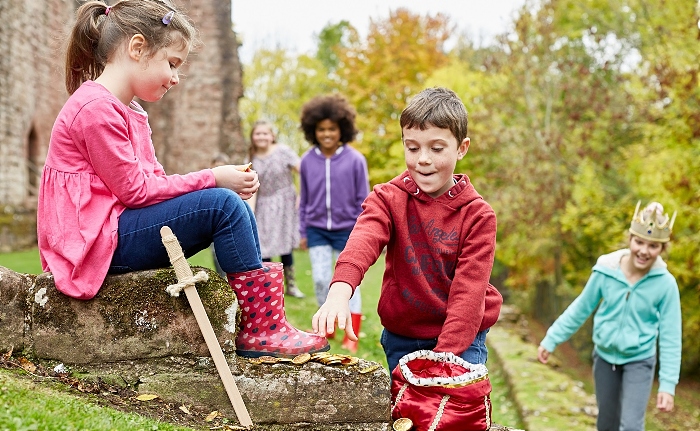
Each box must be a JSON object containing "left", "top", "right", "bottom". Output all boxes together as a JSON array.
[{"left": 538, "top": 201, "right": 681, "bottom": 431}]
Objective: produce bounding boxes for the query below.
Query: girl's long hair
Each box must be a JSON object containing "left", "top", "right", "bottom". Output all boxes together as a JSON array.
[
  {"left": 64, "top": 0, "right": 199, "bottom": 94},
  {"left": 248, "top": 120, "right": 277, "bottom": 162}
]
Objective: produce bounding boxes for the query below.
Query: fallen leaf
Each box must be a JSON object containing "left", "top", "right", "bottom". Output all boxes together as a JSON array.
[
  {"left": 19, "top": 357, "right": 36, "bottom": 373},
  {"left": 205, "top": 410, "right": 219, "bottom": 422},
  {"left": 179, "top": 405, "right": 191, "bottom": 415},
  {"left": 135, "top": 394, "right": 160, "bottom": 401}
]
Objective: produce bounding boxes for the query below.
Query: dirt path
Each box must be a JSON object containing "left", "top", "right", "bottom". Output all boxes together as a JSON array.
[{"left": 527, "top": 318, "right": 700, "bottom": 431}]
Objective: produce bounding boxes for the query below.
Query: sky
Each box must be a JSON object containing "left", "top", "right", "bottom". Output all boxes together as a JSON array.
[{"left": 231, "top": 0, "right": 528, "bottom": 64}]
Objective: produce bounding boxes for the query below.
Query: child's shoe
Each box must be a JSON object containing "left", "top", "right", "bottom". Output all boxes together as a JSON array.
[{"left": 227, "top": 262, "right": 329, "bottom": 358}]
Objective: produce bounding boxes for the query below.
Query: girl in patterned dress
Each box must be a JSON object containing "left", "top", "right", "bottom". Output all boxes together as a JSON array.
[{"left": 249, "top": 120, "right": 305, "bottom": 298}]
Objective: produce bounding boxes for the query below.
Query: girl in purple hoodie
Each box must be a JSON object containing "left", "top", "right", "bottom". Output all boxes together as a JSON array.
[{"left": 298, "top": 94, "right": 370, "bottom": 353}]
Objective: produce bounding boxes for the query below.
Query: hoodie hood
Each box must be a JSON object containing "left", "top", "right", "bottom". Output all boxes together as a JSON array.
[
  {"left": 390, "top": 170, "right": 483, "bottom": 209},
  {"left": 593, "top": 248, "right": 669, "bottom": 283}
]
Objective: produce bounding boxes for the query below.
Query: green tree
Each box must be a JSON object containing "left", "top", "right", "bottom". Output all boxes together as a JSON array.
[
  {"left": 616, "top": 0, "right": 700, "bottom": 373},
  {"left": 334, "top": 8, "right": 453, "bottom": 185},
  {"left": 314, "top": 20, "right": 356, "bottom": 74},
  {"left": 239, "top": 48, "right": 334, "bottom": 154},
  {"left": 468, "top": 0, "right": 637, "bottom": 323}
]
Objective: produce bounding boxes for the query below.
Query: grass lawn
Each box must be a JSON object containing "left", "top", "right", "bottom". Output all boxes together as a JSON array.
[
  {"left": 0, "top": 247, "right": 523, "bottom": 429},
  {"left": 0, "top": 370, "right": 192, "bottom": 431}
]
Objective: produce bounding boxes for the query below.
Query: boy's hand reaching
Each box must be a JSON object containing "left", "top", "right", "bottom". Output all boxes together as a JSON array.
[
  {"left": 212, "top": 164, "right": 259, "bottom": 199},
  {"left": 312, "top": 282, "right": 356, "bottom": 340}
]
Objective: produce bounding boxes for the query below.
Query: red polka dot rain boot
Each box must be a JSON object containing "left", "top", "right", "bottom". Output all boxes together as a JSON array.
[{"left": 227, "top": 262, "right": 330, "bottom": 358}]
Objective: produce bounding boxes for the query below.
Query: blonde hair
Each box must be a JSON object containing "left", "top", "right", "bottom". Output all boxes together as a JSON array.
[
  {"left": 64, "top": 0, "right": 199, "bottom": 94},
  {"left": 248, "top": 120, "right": 277, "bottom": 160}
]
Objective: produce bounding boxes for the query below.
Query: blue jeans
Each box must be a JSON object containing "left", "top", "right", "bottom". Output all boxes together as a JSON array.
[
  {"left": 593, "top": 350, "right": 656, "bottom": 431},
  {"left": 110, "top": 188, "right": 262, "bottom": 274},
  {"left": 306, "top": 226, "right": 352, "bottom": 249},
  {"left": 381, "top": 328, "right": 489, "bottom": 373}
]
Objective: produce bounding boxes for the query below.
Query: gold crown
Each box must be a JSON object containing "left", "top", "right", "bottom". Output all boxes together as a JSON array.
[{"left": 629, "top": 201, "right": 676, "bottom": 243}]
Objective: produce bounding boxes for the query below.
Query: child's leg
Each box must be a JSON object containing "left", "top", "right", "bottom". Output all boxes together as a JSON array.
[
  {"left": 593, "top": 351, "right": 623, "bottom": 431},
  {"left": 308, "top": 244, "right": 333, "bottom": 307},
  {"left": 281, "top": 253, "right": 305, "bottom": 298},
  {"left": 112, "top": 188, "right": 327, "bottom": 358},
  {"left": 342, "top": 285, "right": 363, "bottom": 352},
  {"left": 348, "top": 284, "right": 362, "bottom": 313},
  {"left": 381, "top": 329, "right": 438, "bottom": 372},
  {"left": 229, "top": 262, "right": 329, "bottom": 358},
  {"left": 210, "top": 243, "right": 226, "bottom": 279},
  {"left": 618, "top": 355, "right": 656, "bottom": 431},
  {"left": 382, "top": 329, "right": 489, "bottom": 372},
  {"left": 110, "top": 189, "right": 261, "bottom": 273},
  {"left": 458, "top": 329, "right": 488, "bottom": 365}
]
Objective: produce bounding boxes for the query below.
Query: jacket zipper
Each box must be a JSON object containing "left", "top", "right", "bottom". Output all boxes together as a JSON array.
[{"left": 325, "top": 158, "right": 332, "bottom": 230}]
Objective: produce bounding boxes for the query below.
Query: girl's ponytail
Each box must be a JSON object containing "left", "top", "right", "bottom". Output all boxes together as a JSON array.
[
  {"left": 65, "top": 2, "right": 108, "bottom": 95},
  {"left": 63, "top": 0, "right": 198, "bottom": 95}
]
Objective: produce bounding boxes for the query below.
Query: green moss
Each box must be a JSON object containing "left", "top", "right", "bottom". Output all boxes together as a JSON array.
[{"left": 0, "top": 210, "right": 38, "bottom": 252}]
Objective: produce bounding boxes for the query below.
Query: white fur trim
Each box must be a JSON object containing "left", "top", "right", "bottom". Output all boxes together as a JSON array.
[
  {"left": 398, "top": 350, "right": 489, "bottom": 387},
  {"left": 596, "top": 249, "right": 666, "bottom": 271}
]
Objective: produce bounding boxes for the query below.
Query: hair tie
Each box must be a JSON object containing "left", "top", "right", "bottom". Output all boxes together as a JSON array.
[
  {"left": 105, "top": 6, "right": 111, "bottom": 15},
  {"left": 162, "top": 10, "right": 174, "bottom": 25}
]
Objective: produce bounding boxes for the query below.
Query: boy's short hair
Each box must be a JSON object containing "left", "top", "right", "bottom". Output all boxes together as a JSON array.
[{"left": 400, "top": 87, "right": 468, "bottom": 143}]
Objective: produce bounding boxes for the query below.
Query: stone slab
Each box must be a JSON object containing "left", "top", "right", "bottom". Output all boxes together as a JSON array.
[{"left": 30, "top": 268, "right": 239, "bottom": 364}]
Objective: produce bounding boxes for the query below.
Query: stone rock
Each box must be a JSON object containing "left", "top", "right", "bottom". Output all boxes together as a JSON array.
[
  {"left": 27, "top": 267, "right": 238, "bottom": 364},
  {"left": 1, "top": 264, "right": 520, "bottom": 429},
  {"left": 0, "top": 265, "right": 392, "bottom": 427},
  {"left": 0, "top": 267, "right": 33, "bottom": 352}
]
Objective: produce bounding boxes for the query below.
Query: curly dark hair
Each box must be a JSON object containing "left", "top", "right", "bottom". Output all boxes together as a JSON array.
[{"left": 300, "top": 94, "right": 358, "bottom": 146}]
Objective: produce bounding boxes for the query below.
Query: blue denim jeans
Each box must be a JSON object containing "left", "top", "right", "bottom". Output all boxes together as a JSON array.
[
  {"left": 306, "top": 226, "right": 352, "bottom": 249},
  {"left": 593, "top": 350, "right": 656, "bottom": 431},
  {"left": 381, "top": 328, "right": 489, "bottom": 373},
  {"left": 109, "top": 188, "right": 262, "bottom": 274}
]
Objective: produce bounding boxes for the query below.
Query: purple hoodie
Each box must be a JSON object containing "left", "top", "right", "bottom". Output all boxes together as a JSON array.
[{"left": 299, "top": 145, "right": 369, "bottom": 237}]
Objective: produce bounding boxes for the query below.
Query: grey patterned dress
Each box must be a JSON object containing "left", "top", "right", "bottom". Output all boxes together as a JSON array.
[{"left": 252, "top": 144, "right": 301, "bottom": 258}]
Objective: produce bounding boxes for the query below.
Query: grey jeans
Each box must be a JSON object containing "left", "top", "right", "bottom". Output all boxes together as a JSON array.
[{"left": 593, "top": 350, "right": 656, "bottom": 431}]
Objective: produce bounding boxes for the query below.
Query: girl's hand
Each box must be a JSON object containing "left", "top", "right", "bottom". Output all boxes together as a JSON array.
[
  {"left": 656, "top": 392, "right": 674, "bottom": 412},
  {"left": 537, "top": 345, "right": 551, "bottom": 364},
  {"left": 212, "top": 165, "right": 259, "bottom": 198},
  {"left": 299, "top": 237, "right": 308, "bottom": 251},
  {"left": 312, "top": 282, "right": 355, "bottom": 340}
]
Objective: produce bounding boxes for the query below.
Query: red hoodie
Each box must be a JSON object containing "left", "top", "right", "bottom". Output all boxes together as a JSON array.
[{"left": 332, "top": 170, "right": 502, "bottom": 354}]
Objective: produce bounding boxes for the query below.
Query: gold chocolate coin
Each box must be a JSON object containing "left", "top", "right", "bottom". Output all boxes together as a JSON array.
[
  {"left": 358, "top": 365, "right": 381, "bottom": 374},
  {"left": 393, "top": 417, "right": 413, "bottom": 431},
  {"left": 341, "top": 356, "right": 359, "bottom": 366},
  {"left": 292, "top": 353, "right": 311, "bottom": 365},
  {"left": 259, "top": 355, "right": 279, "bottom": 364}
]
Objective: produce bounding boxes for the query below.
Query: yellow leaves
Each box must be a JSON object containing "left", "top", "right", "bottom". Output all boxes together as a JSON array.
[
  {"left": 18, "top": 357, "right": 36, "bottom": 374},
  {"left": 204, "top": 410, "right": 220, "bottom": 422},
  {"left": 179, "top": 404, "right": 191, "bottom": 415},
  {"left": 135, "top": 394, "right": 160, "bottom": 401}
]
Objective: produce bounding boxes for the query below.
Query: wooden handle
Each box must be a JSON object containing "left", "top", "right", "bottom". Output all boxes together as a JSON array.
[{"left": 160, "top": 226, "right": 253, "bottom": 426}]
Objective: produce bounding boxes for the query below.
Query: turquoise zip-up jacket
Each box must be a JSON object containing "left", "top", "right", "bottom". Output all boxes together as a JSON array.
[{"left": 540, "top": 249, "right": 682, "bottom": 395}]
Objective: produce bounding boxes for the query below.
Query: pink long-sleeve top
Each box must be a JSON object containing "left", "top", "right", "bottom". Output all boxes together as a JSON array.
[{"left": 37, "top": 81, "right": 216, "bottom": 299}]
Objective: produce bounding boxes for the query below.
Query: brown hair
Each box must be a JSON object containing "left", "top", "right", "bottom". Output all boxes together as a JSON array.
[
  {"left": 64, "top": 0, "right": 199, "bottom": 94},
  {"left": 400, "top": 87, "right": 468, "bottom": 144},
  {"left": 300, "top": 94, "right": 358, "bottom": 146}
]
